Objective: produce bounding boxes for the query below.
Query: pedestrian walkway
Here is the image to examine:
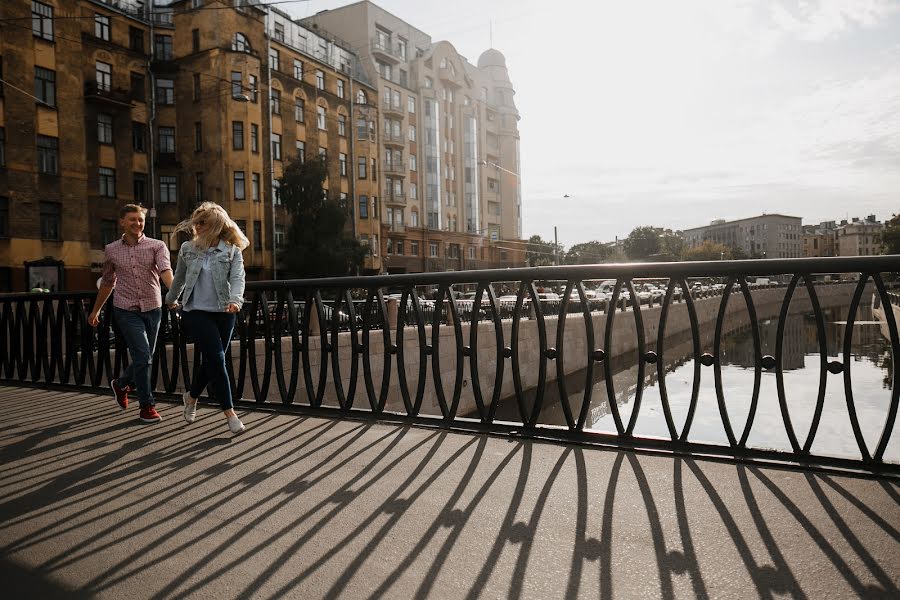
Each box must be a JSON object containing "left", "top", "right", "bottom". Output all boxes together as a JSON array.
[{"left": 0, "top": 386, "right": 897, "bottom": 599}]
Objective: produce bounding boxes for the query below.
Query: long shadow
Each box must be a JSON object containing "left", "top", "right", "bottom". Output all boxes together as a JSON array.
[
  {"left": 369, "top": 437, "right": 522, "bottom": 599},
  {"left": 820, "top": 476, "right": 900, "bottom": 540},
  {"left": 0, "top": 555, "right": 95, "bottom": 600},
  {"left": 143, "top": 425, "right": 425, "bottom": 599},
  {"left": 671, "top": 458, "right": 709, "bottom": 600},
  {"left": 748, "top": 466, "right": 893, "bottom": 598},
  {"left": 564, "top": 448, "right": 601, "bottom": 599},
  {"left": 464, "top": 443, "right": 533, "bottom": 600},
  {"left": 57, "top": 417, "right": 362, "bottom": 583},
  {"left": 273, "top": 433, "right": 475, "bottom": 600},
  {"left": 804, "top": 473, "right": 895, "bottom": 593},
  {"left": 1, "top": 414, "right": 296, "bottom": 552},
  {"left": 599, "top": 452, "right": 625, "bottom": 600}
]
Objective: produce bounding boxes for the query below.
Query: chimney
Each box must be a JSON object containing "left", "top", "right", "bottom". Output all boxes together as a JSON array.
[
  {"left": 867, "top": 214, "right": 876, "bottom": 223},
  {"left": 852, "top": 217, "right": 859, "bottom": 223}
]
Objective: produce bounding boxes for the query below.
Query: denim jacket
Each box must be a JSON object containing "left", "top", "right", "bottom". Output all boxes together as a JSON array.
[{"left": 165, "top": 240, "right": 246, "bottom": 311}]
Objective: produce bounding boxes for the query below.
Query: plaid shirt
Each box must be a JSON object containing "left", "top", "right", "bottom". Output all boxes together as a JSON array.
[{"left": 101, "top": 234, "right": 172, "bottom": 312}]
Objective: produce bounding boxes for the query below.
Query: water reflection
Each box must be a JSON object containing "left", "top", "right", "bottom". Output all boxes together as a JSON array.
[{"left": 497, "top": 297, "right": 897, "bottom": 462}]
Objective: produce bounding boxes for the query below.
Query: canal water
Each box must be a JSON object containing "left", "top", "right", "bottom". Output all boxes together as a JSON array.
[{"left": 498, "top": 296, "right": 898, "bottom": 463}]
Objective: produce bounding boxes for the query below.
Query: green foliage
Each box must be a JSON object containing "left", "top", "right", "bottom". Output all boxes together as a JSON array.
[
  {"left": 564, "top": 240, "right": 611, "bottom": 264},
  {"left": 278, "top": 156, "right": 366, "bottom": 278},
  {"left": 526, "top": 234, "right": 562, "bottom": 266},
  {"left": 881, "top": 214, "right": 900, "bottom": 255},
  {"left": 683, "top": 240, "right": 733, "bottom": 261},
  {"left": 658, "top": 231, "right": 686, "bottom": 260},
  {"left": 623, "top": 226, "right": 661, "bottom": 259}
]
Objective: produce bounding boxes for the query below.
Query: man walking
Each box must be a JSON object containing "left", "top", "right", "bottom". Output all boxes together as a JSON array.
[{"left": 89, "top": 204, "right": 173, "bottom": 423}]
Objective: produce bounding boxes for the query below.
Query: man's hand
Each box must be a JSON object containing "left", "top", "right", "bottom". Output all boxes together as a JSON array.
[
  {"left": 167, "top": 302, "right": 179, "bottom": 310},
  {"left": 88, "top": 311, "right": 101, "bottom": 328},
  {"left": 225, "top": 303, "right": 240, "bottom": 314}
]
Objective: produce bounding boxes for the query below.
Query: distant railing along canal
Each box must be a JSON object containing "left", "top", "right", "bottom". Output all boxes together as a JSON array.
[{"left": 1, "top": 256, "right": 898, "bottom": 474}]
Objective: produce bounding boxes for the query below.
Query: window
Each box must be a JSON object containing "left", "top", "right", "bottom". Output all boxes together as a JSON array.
[
  {"left": 356, "top": 156, "right": 366, "bottom": 179},
  {"left": 395, "top": 240, "right": 404, "bottom": 255},
  {"left": 316, "top": 70, "right": 325, "bottom": 90},
  {"left": 34, "top": 67, "right": 56, "bottom": 107},
  {"left": 408, "top": 96, "right": 416, "bottom": 113},
  {"left": 410, "top": 183, "right": 417, "bottom": 200},
  {"left": 158, "top": 176, "right": 177, "bottom": 203},
  {"left": 376, "top": 28, "right": 390, "bottom": 50},
  {"left": 295, "top": 140, "right": 305, "bottom": 162},
  {"left": 32, "top": 2, "right": 54, "bottom": 41},
  {"left": 272, "top": 180, "right": 281, "bottom": 205},
  {"left": 131, "top": 72, "right": 145, "bottom": 101},
  {"left": 359, "top": 196, "right": 368, "bottom": 218},
  {"left": 339, "top": 153, "right": 347, "bottom": 176},
  {"left": 36, "top": 135, "right": 58, "bottom": 175},
  {"left": 337, "top": 79, "right": 345, "bottom": 98},
  {"left": 294, "top": 97, "right": 304, "bottom": 122},
  {"left": 231, "top": 71, "right": 242, "bottom": 98},
  {"left": 133, "top": 173, "right": 147, "bottom": 204},
  {"left": 318, "top": 147, "right": 326, "bottom": 161},
  {"left": 191, "top": 28, "right": 200, "bottom": 53},
  {"left": 275, "top": 224, "right": 285, "bottom": 249},
  {"left": 252, "top": 172, "right": 260, "bottom": 202},
  {"left": 40, "top": 202, "right": 60, "bottom": 240},
  {"left": 399, "top": 69, "right": 408, "bottom": 87},
  {"left": 429, "top": 241, "right": 438, "bottom": 257},
  {"left": 250, "top": 124, "right": 259, "bottom": 152},
  {"left": 132, "top": 122, "right": 146, "bottom": 152},
  {"left": 392, "top": 89, "right": 400, "bottom": 109},
  {"left": 424, "top": 76, "right": 433, "bottom": 88},
  {"left": 95, "top": 14, "right": 110, "bottom": 41},
  {"left": 386, "top": 238, "right": 393, "bottom": 255},
  {"left": 338, "top": 114, "right": 346, "bottom": 136},
  {"left": 408, "top": 125, "right": 416, "bottom": 141},
  {"left": 293, "top": 59, "right": 303, "bottom": 80},
  {"left": 232, "top": 32, "right": 249, "bottom": 52},
  {"left": 248, "top": 74, "right": 258, "bottom": 102},
  {"left": 410, "top": 210, "right": 418, "bottom": 226},
  {"left": 158, "top": 127, "right": 175, "bottom": 153},
  {"left": 410, "top": 240, "right": 419, "bottom": 256},
  {"left": 377, "top": 61, "right": 392, "bottom": 81},
  {"left": 317, "top": 106, "right": 326, "bottom": 130},
  {"left": 253, "top": 221, "right": 262, "bottom": 250},
  {"left": 195, "top": 173, "right": 203, "bottom": 201},
  {"left": 371, "top": 157, "right": 377, "bottom": 181},
  {"left": 233, "top": 171, "right": 245, "bottom": 200},
  {"left": 232, "top": 121, "right": 244, "bottom": 150},
  {"left": 99, "top": 167, "right": 116, "bottom": 198},
  {"left": 271, "top": 133, "right": 281, "bottom": 160},
  {"left": 357, "top": 90, "right": 367, "bottom": 105},
  {"left": 269, "top": 47, "right": 279, "bottom": 71},
  {"left": 129, "top": 26, "right": 144, "bottom": 52},
  {"left": 156, "top": 78, "right": 174, "bottom": 104},
  {"left": 97, "top": 114, "right": 113, "bottom": 144},
  {"left": 270, "top": 88, "right": 281, "bottom": 115},
  {"left": 398, "top": 38, "right": 407, "bottom": 60},
  {"left": 154, "top": 35, "right": 173, "bottom": 60},
  {"left": 410, "top": 155, "right": 417, "bottom": 171},
  {"left": 274, "top": 21, "right": 285, "bottom": 42},
  {"left": 192, "top": 121, "right": 203, "bottom": 151}
]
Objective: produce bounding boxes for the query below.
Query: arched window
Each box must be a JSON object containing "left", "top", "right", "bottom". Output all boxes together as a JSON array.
[
  {"left": 232, "top": 32, "right": 250, "bottom": 53},
  {"left": 356, "top": 89, "right": 367, "bottom": 105}
]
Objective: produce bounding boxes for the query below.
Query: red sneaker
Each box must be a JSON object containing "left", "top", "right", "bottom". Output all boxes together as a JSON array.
[
  {"left": 139, "top": 406, "right": 162, "bottom": 423},
  {"left": 110, "top": 379, "right": 130, "bottom": 410}
]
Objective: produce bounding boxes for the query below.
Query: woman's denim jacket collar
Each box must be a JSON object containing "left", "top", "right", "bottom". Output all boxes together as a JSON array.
[{"left": 165, "top": 240, "right": 245, "bottom": 311}]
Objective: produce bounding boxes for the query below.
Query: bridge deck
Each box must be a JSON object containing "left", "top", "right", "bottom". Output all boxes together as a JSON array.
[{"left": 1, "top": 386, "right": 897, "bottom": 599}]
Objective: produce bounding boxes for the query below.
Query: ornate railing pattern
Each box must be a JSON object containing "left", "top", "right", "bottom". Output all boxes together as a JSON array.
[{"left": 1, "top": 256, "right": 898, "bottom": 473}]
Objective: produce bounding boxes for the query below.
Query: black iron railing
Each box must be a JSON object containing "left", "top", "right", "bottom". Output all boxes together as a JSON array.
[{"left": 1, "top": 256, "right": 898, "bottom": 473}]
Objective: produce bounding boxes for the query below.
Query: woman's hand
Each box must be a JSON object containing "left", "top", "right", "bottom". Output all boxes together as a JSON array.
[
  {"left": 167, "top": 302, "right": 179, "bottom": 310},
  {"left": 225, "top": 303, "right": 241, "bottom": 313}
]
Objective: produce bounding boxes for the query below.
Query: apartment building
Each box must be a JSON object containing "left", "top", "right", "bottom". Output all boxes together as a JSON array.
[
  {"left": 301, "top": 0, "right": 525, "bottom": 273},
  {"left": 835, "top": 215, "right": 883, "bottom": 257},
  {"left": 682, "top": 214, "right": 803, "bottom": 259},
  {"left": 0, "top": 0, "right": 380, "bottom": 291},
  {"left": 802, "top": 221, "right": 837, "bottom": 257}
]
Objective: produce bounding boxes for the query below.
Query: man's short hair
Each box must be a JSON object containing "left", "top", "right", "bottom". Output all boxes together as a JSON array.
[{"left": 119, "top": 204, "right": 148, "bottom": 218}]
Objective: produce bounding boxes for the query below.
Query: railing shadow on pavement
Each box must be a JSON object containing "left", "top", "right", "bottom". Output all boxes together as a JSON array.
[
  {"left": 1, "top": 386, "right": 897, "bottom": 598},
  {"left": 1, "top": 256, "right": 899, "bottom": 475}
]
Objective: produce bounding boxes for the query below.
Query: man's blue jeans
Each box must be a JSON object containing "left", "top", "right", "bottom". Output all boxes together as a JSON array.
[{"left": 113, "top": 308, "right": 162, "bottom": 407}]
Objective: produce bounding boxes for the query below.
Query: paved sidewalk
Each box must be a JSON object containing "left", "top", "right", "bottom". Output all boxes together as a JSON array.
[{"left": 0, "top": 386, "right": 898, "bottom": 599}]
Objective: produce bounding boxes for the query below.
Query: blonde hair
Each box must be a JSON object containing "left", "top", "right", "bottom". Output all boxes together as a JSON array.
[{"left": 174, "top": 202, "right": 250, "bottom": 251}]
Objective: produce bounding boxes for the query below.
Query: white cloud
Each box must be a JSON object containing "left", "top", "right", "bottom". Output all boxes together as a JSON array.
[{"left": 770, "top": 0, "right": 900, "bottom": 41}]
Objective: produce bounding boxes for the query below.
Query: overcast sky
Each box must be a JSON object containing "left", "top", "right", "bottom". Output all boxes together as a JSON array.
[{"left": 287, "top": 0, "right": 900, "bottom": 247}]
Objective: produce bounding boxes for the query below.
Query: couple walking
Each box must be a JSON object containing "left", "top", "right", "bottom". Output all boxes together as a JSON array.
[{"left": 88, "top": 202, "right": 249, "bottom": 434}]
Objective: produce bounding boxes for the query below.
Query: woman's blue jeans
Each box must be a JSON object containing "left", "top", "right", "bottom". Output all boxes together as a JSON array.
[
  {"left": 182, "top": 310, "right": 237, "bottom": 410},
  {"left": 113, "top": 308, "right": 161, "bottom": 408}
]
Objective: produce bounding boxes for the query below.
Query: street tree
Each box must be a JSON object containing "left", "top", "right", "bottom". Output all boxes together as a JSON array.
[
  {"left": 881, "top": 214, "right": 900, "bottom": 254},
  {"left": 526, "top": 234, "right": 562, "bottom": 266},
  {"left": 278, "top": 156, "right": 366, "bottom": 278},
  {"left": 564, "top": 240, "right": 612, "bottom": 264},
  {"left": 683, "top": 240, "right": 732, "bottom": 261},
  {"left": 659, "top": 231, "right": 686, "bottom": 260},
  {"left": 623, "top": 226, "right": 661, "bottom": 260}
]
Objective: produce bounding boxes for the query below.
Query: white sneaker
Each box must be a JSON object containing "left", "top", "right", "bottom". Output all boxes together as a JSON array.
[
  {"left": 182, "top": 392, "right": 198, "bottom": 424},
  {"left": 227, "top": 414, "right": 245, "bottom": 434}
]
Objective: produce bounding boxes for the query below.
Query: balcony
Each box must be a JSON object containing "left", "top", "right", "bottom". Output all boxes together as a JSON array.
[
  {"left": 382, "top": 131, "right": 405, "bottom": 147},
  {"left": 371, "top": 40, "right": 402, "bottom": 63},
  {"left": 381, "top": 99, "right": 404, "bottom": 118},
  {"left": 388, "top": 223, "right": 406, "bottom": 234},
  {"left": 382, "top": 160, "right": 406, "bottom": 177},
  {"left": 438, "top": 67, "right": 461, "bottom": 88},
  {"left": 83, "top": 81, "right": 133, "bottom": 109},
  {"left": 384, "top": 191, "right": 406, "bottom": 206}
]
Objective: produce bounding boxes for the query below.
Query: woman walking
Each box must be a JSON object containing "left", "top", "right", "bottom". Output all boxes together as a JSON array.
[{"left": 166, "top": 202, "right": 248, "bottom": 433}]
